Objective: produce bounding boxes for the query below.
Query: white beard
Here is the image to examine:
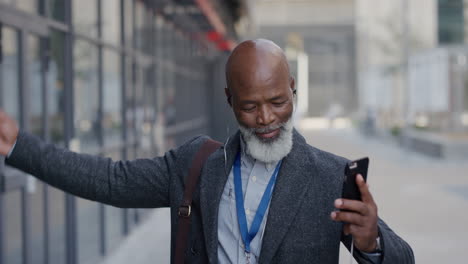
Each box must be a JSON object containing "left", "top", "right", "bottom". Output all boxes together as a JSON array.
[{"left": 239, "top": 118, "right": 294, "bottom": 163}]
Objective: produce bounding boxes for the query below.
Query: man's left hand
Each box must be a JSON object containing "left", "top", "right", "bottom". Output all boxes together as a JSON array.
[{"left": 330, "top": 174, "right": 379, "bottom": 253}]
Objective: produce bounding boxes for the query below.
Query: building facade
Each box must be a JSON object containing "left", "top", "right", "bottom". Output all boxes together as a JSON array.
[{"left": 0, "top": 1, "right": 246, "bottom": 264}]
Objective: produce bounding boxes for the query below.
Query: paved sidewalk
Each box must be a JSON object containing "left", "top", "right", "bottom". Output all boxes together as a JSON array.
[
  {"left": 100, "top": 126, "right": 468, "bottom": 264},
  {"left": 100, "top": 208, "right": 171, "bottom": 264}
]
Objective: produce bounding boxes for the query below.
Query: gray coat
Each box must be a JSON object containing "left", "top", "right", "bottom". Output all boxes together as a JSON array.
[{"left": 6, "top": 129, "right": 414, "bottom": 264}]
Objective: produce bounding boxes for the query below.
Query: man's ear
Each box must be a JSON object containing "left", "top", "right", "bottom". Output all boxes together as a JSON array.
[
  {"left": 289, "top": 77, "right": 296, "bottom": 96},
  {"left": 225, "top": 87, "right": 232, "bottom": 107}
]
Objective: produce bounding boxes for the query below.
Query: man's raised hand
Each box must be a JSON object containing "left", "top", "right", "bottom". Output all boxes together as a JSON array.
[
  {"left": 0, "top": 110, "right": 19, "bottom": 157},
  {"left": 330, "top": 174, "right": 379, "bottom": 253}
]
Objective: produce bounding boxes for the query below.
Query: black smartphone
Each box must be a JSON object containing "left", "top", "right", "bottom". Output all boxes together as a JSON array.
[{"left": 341, "top": 157, "right": 369, "bottom": 201}]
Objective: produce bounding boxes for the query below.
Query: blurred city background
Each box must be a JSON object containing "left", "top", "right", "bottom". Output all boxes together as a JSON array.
[{"left": 0, "top": 0, "right": 467, "bottom": 263}]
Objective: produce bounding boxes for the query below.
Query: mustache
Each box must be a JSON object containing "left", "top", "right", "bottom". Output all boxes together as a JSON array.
[{"left": 244, "top": 122, "right": 286, "bottom": 134}]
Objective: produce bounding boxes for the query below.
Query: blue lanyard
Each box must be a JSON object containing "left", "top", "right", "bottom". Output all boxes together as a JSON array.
[{"left": 233, "top": 152, "right": 282, "bottom": 253}]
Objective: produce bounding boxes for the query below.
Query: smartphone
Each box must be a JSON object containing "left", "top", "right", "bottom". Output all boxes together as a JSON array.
[{"left": 341, "top": 157, "right": 369, "bottom": 201}]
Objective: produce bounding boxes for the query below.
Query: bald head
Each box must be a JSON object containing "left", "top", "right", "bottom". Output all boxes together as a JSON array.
[
  {"left": 223, "top": 39, "right": 295, "bottom": 160},
  {"left": 225, "top": 39, "right": 291, "bottom": 94},
  {"left": 223, "top": 38, "right": 295, "bottom": 135}
]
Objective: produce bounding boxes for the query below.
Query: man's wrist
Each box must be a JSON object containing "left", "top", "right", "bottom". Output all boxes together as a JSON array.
[
  {"left": 369, "top": 236, "right": 382, "bottom": 253},
  {"left": 359, "top": 236, "right": 381, "bottom": 253},
  {"left": 356, "top": 236, "right": 382, "bottom": 264},
  {"left": 358, "top": 250, "right": 382, "bottom": 264}
]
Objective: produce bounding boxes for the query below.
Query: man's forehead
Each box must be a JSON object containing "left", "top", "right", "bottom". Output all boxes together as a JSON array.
[{"left": 226, "top": 39, "right": 289, "bottom": 89}]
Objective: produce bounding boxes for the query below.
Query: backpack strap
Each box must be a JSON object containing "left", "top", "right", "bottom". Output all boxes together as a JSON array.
[{"left": 174, "top": 139, "right": 222, "bottom": 264}]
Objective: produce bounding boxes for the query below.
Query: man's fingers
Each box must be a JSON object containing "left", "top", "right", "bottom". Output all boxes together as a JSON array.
[
  {"left": 330, "top": 211, "right": 365, "bottom": 226},
  {"left": 334, "top": 198, "right": 368, "bottom": 215},
  {"left": 343, "top": 223, "right": 351, "bottom": 235},
  {"left": 356, "top": 174, "right": 374, "bottom": 204}
]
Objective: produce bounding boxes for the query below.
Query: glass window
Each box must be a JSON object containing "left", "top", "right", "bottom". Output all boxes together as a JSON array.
[
  {"left": 103, "top": 49, "right": 122, "bottom": 147},
  {"left": 102, "top": 0, "right": 121, "bottom": 44},
  {"left": 124, "top": 0, "right": 133, "bottom": 47},
  {"left": 27, "top": 35, "right": 47, "bottom": 263},
  {"left": 134, "top": 63, "right": 144, "bottom": 140},
  {"left": 134, "top": 63, "right": 156, "bottom": 153},
  {"left": 154, "top": 16, "right": 165, "bottom": 112},
  {"left": 47, "top": 0, "right": 66, "bottom": 22},
  {"left": 134, "top": 1, "right": 146, "bottom": 51},
  {"left": 4, "top": 189, "right": 23, "bottom": 264},
  {"left": 73, "top": 0, "right": 98, "bottom": 38},
  {"left": 48, "top": 186, "right": 66, "bottom": 264},
  {"left": 0, "top": 68, "right": 25, "bottom": 264},
  {"left": 0, "top": 26, "right": 19, "bottom": 120},
  {"left": 125, "top": 60, "right": 136, "bottom": 146},
  {"left": 142, "top": 65, "right": 155, "bottom": 141},
  {"left": 162, "top": 67, "right": 176, "bottom": 126},
  {"left": 73, "top": 40, "right": 101, "bottom": 264},
  {"left": 74, "top": 40, "right": 100, "bottom": 153},
  {"left": 106, "top": 205, "right": 124, "bottom": 251},
  {"left": 438, "top": 0, "right": 464, "bottom": 44},
  {"left": 48, "top": 31, "right": 66, "bottom": 144},
  {"left": 30, "top": 182, "right": 46, "bottom": 264},
  {"left": 77, "top": 198, "right": 100, "bottom": 264},
  {"left": 145, "top": 8, "right": 154, "bottom": 54},
  {"left": 28, "top": 35, "right": 44, "bottom": 137},
  {"left": 161, "top": 27, "right": 176, "bottom": 130}
]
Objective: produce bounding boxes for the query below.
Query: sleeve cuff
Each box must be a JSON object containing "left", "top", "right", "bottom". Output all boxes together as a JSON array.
[
  {"left": 357, "top": 250, "right": 382, "bottom": 264},
  {"left": 6, "top": 140, "right": 17, "bottom": 158}
]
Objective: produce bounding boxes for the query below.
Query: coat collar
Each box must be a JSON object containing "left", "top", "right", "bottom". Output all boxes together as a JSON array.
[
  {"left": 258, "top": 129, "right": 317, "bottom": 263},
  {"left": 199, "top": 131, "right": 240, "bottom": 263},
  {"left": 199, "top": 129, "right": 316, "bottom": 263}
]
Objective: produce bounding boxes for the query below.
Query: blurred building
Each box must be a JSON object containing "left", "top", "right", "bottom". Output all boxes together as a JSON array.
[
  {"left": 357, "top": 0, "right": 468, "bottom": 158},
  {"left": 253, "top": 0, "right": 357, "bottom": 117},
  {"left": 438, "top": 0, "right": 464, "bottom": 44},
  {"left": 252, "top": 0, "right": 468, "bottom": 157},
  {"left": 0, "top": 1, "right": 249, "bottom": 264},
  {"left": 356, "top": 0, "right": 437, "bottom": 131}
]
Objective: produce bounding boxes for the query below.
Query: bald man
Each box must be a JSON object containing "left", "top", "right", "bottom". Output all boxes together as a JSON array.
[{"left": 0, "top": 39, "right": 413, "bottom": 264}]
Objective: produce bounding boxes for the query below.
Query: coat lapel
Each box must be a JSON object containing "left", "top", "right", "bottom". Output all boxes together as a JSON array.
[
  {"left": 199, "top": 132, "right": 240, "bottom": 263},
  {"left": 199, "top": 130, "right": 317, "bottom": 263},
  {"left": 258, "top": 129, "right": 318, "bottom": 263}
]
